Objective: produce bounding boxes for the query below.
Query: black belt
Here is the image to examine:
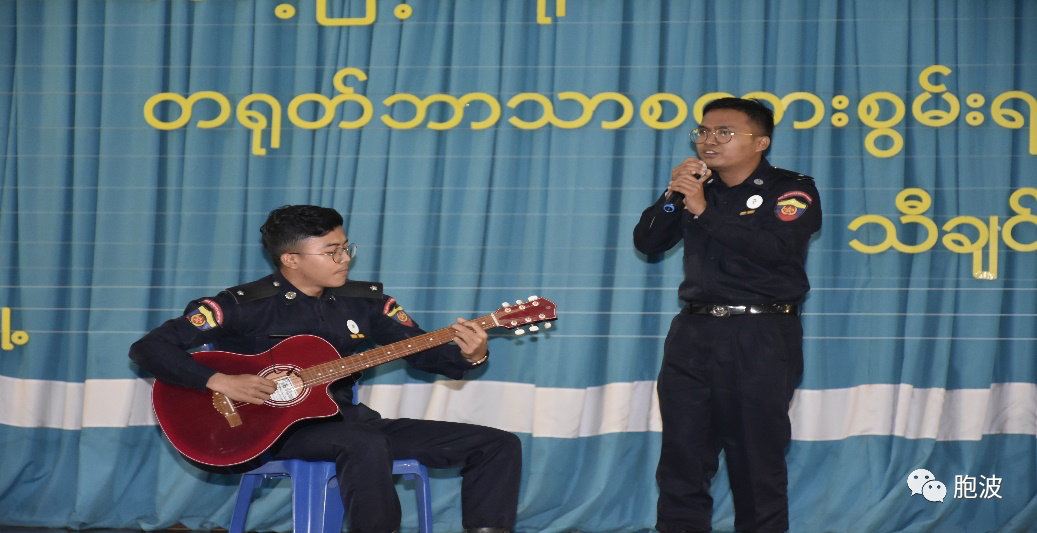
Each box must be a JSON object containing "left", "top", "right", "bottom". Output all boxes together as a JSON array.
[{"left": 684, "top": 303, "right": 799, "bottom": 318}]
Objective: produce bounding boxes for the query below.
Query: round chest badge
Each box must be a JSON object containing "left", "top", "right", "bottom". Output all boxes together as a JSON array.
[
  {"left": 347, "top": 320, "right": 360, "bottom": 334},
  {"left": 746, "top": 195, "right": 764, "bottom": 209}
]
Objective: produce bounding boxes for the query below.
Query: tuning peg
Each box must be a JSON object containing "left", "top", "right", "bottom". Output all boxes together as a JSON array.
[
  {"left": 529, "top": 325, "right": 540, "bottom": 332},
  {"left": 514, "top": 329, "right": 526, "bottom": 335},
  {"left": 528, "top": 295, "right": 539, "bottom": 301},
  {"left": 501, "top": 302, "right": 510, "bottom": 308},
  {"left": 515, "top": 299, "right": 525, "bottom": 305},
  {"left": 544, "top": 323, "right": 552, "bottom": 329}
]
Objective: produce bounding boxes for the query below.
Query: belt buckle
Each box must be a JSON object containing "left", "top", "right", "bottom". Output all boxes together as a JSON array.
[{"left": 709, "top": 305, "right": 730, "bottom": 317}]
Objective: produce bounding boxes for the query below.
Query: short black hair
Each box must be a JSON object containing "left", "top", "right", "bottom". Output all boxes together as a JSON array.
[
  {"left": 260, "top": 205, "right": 344, "bottom": 268},
  {"left": 702, "top": 97, "right": 775, "bottom": 138}
]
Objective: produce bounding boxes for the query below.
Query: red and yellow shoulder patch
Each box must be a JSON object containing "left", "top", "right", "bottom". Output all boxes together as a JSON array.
[
  {"left": 774, "top": 191, "right": 814, "bottom": 222},
  {"left": 185, "top": 300, "right": 223, "bottom": 331},
  {"left": 383, "top": 297, "right": 415, "bottom": 327}
]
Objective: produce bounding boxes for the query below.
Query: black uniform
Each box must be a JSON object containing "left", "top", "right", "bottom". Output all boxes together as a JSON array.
[
  {"left": 130, "top": 272, "right": 521, "bottom": 533},
  {"left": 633, "top": 158, "right": 821, "bottom": 533}
]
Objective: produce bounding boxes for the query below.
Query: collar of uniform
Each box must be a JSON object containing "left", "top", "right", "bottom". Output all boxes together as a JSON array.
[
  {"left": 270, "top": 271, "right": 309, "bottom": 305},
  {"left": 264, "top": 273, "right": 383, "bottom": 304},
  {"left": 713, "top": 157, "right": 779, "bottom": 192}
]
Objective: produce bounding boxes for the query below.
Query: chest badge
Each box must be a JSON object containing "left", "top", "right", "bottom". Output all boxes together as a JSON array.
[
  {"left": 746, "top": 195, "right": 763, "bottom": 209},
  {"left": 347, "top": 319, "right": 364, "bottom": 339}
]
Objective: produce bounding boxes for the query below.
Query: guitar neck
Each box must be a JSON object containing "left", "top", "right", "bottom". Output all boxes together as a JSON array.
[{"left": 299, "top": 313, "right": 500, "bottom": 387}]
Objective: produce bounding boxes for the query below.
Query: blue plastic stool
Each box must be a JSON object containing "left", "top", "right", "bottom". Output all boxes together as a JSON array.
[{"left": 228, "top": 457, "right": 433, "bottom": 533}]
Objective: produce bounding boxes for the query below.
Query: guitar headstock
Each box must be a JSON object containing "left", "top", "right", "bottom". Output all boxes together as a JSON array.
[{"left": 495, "top": 296, "right": 558, "bottom": 335}]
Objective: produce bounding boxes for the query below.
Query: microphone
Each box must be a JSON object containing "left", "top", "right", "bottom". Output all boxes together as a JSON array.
[
  {"left": 662, "top": 172, "right": 703, "bottom": 213},
  {"left": 662, "top": 191, "right": 684, "bottom": 213}
]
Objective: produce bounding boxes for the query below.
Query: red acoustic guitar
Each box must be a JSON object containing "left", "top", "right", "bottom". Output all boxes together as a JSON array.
[{"left": 152, "top": 297, "right": 557, "bottom": 467}]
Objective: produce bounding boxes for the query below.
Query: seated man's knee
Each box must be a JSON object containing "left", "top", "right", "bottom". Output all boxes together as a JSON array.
[
  {"left": 498, "top": 431, "right": 521, "bottom": 456},
  {"left": 333, "top": 425, "right": 392, "bottom": 462},
  {"left": 483, "top": 428, "right": 522, "bottom": 465}
]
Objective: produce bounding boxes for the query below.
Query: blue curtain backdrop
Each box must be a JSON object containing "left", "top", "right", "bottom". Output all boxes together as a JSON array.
[{"left": 2, "top": 1, "right": 1036, "bottom": 532}]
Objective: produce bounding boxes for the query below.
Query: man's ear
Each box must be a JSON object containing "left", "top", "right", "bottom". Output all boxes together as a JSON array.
[
  {"left": 280, "top": 252, "right": 299, "bottom": 270},
  {"left": 755, "top": 135, "right": 771, "bottom": 153}
]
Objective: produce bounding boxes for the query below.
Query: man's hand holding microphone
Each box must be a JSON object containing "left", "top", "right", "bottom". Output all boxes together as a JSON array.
[{"left": 664, "top": 158, "right": 712, "bottom": 216}]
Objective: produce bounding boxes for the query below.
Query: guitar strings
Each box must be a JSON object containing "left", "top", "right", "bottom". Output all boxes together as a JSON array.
[{"left": 226, "top": 314, "right": 499, "bottom": 410}]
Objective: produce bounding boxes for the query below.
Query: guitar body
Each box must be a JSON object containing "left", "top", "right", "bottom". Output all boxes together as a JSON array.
[
  {"left": 150, "top": 297, "right": 558, "bottom": 468},
  {"left": 152, "top": 335, "right": 343, "bottom": 467}
]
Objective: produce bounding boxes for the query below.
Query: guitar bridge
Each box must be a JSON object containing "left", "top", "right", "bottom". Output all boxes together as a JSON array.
[{"left": 212, "top": 392, "right": 242, "bottom": 427}]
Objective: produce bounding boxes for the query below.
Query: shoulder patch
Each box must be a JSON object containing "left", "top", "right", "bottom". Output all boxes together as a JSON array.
[
  {"left": 224, "top": 276, "right": 280, "bottom": 303},
  {"left": 185, "top": 300, "right": 222, "bottom": 331},
  {"left": 775, "top": 190, "right": 814, "bottom": 222},
  {"left": 383, "top": 297, "right": 416, "bottom": 327},
  {"left": 328, "top": 281, "right": 384, "bottom": 299}
]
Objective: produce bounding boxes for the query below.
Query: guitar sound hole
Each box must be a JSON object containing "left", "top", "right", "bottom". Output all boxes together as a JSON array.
[{"left": 260, "top": 367, "right": 309, "bottom": 406}]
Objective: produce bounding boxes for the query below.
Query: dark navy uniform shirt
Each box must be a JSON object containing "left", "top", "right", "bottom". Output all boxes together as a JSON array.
[
  {"left": 633, "top": 158, "right": 822, "bottom": 305},
  {"left": 129, "top": 271, "right": 475, "bottom": 410}
]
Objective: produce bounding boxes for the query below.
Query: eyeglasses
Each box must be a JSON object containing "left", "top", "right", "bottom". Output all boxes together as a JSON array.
[
  {"left": 690, "top": 127, "right": 758, "bottom": 144},
  {"left": 287, "top": 243, "right": 358, "bottom": 264}
]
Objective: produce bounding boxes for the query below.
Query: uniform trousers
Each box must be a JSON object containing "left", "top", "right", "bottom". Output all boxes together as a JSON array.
[
  {"left": 272, "top": 405, "right": 522, "bottom": 533},
  {"left": 655, "top": 311, "right": 803, "bottom": 533}
]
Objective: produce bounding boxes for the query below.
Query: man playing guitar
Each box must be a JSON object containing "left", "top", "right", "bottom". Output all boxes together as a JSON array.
[{"left": 130, "top": 205, "right": 521, "bottom": 533}]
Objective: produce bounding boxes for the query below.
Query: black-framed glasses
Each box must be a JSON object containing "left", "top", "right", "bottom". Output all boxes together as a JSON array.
[
  {"left": 690, "top": 127, "right": 757, "bottom": 144},
  {"left": 287, "top": 243, "right": 358, "bottom": 264}
]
